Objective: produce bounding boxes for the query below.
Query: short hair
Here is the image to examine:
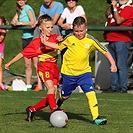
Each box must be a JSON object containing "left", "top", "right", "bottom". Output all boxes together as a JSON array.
[
  {"left": 73, "top": 16, "right": 86, "bottom": 28},
  {"left": 65, "top": 0, "right": 78, "bottom": 3},
  {"left": 37, "top": 14, "right": 53, "bottom": 26}
]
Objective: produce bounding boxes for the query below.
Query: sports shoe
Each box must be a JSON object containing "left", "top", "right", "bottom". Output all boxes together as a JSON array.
[
  {"left": 25, "top": 106, "right": 34, "bottom": 122},
  {"left": 93, "top": 116, "right": 107, "bottom": 125},
  {"left": 33, "top": 86, "right": 42, "bottom": 92},
  {"left": 121, "top": 90, "right": 127, "bottom": 93},
  {"left": 56, "top": 98, "right": 63, "bottom": 109},
  {"left": 26, "top": 85, "right": 32, "bottom": 91}
]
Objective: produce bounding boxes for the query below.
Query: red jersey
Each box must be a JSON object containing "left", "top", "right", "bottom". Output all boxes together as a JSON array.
[
  {"left": 105, "top": 3, "right": 133, "bottom": 42},
  {"left": 21, "top": 34, "right": 59, "bottom": 62},
  {"left": 21, "top": 34, "right": 60, "bottom": 85}
]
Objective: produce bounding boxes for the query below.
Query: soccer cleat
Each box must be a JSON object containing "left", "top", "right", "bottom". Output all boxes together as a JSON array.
[
  {"left": 25, "top": 106, "right": 34, "bottom": 122},
  {"left": 56, "top": 98, "right": 63, "bottom": 109},
  {"left": 93, "top": 116, "right": 107, "bottom": 125}
]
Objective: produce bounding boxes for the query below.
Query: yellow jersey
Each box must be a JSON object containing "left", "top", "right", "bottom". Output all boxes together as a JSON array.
[{"left": 58, "top": 33, "right": 108, "bottom": 76}]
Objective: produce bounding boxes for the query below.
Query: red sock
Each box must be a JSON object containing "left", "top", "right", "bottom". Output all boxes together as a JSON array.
[
  {"left": 47, "top": 94, "right": 56, "bottom": 113},
  {"left": 29, "top": 97, "right": 48, "bottom": 112}
]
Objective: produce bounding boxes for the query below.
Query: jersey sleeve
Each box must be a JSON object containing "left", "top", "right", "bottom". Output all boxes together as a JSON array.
[
  {"left": 61, "top": 8, "right": 68, "bottom": 19},
  {"left": 21, "top": 40, "right": 38, "bottom": 58},
  {"left": 40, "top": 4, "right": 46, "bottom": 15},
  {"left": 87, "top": 34, "right": 108, "bottom": 54},
  {"left": 77, "top": 5, "right": 86, "bottom": 15},
  {"left": 57, "top": 38, "right": 68, "bottom": 51},
  {"left": 93, "top": 40, "right": 108, "bottom": 54},
  {"left": 120, "top": 6, "right": 133, "bottom": 20},
  {"left": 55, "top": 2, "right": 64, "bottom": 14}
]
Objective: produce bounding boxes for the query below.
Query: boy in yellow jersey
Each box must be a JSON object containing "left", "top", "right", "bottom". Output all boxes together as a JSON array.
[
  {"left": 5, "top": 15, "right": 62, "bottom": 122},
  {"left": 41, "top": 16, "right": 117, "bottom": 125}
]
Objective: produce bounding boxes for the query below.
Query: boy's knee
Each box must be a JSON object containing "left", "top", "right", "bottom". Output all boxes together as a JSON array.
[{"left": 62, "top": 96, "right": 69, "bottom": 100}]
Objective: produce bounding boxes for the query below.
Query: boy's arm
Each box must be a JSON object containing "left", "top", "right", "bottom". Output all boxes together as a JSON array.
[
  {"left": 44, "top": 41, "right": 58, "bottom": 49},
  {"left": 104, "top": 51, "right": 117, "bottom": 72},
  {"left": 5, "top": 53, "right": 24, "bottom": 70},
  {"left": 40, "top": 34, "right": 59, "bottom": 49}
]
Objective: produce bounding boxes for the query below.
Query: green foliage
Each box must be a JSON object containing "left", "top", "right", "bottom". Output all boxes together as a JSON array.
[
  {"left": 0, "top": 91, "right": 133, "bottom": 133},
  {"left": 0, "top": 0, "right": 109, "bottom": 74}
]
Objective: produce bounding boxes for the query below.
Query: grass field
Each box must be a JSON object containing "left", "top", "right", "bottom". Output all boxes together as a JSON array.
[{"left": 0, "top": 91, "right": 133, "bottom": 133}]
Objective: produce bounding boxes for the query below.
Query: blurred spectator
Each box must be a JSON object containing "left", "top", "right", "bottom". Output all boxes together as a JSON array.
[
  {"left": 58, "top": 0, "right": 87, "bottom": 65},
  {"left": 104, "top": 0, "right": 133, "bottom": 93},
  {"left": 0, "top": 16, "right": 10, "bottom": 90},
  {"left": 33, "top": 0, "right": 64, "bottom": 38},
  {"left": 11, "top": 0, "right": 42, "bottom": 91},
  {"left": 58, "top": 0, "right": 87, "bottom": 36}
]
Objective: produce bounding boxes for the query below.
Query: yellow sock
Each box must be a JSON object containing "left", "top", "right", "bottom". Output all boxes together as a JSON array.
[{"left": 86, "top": 91, "right": 99, "bottom": 120}]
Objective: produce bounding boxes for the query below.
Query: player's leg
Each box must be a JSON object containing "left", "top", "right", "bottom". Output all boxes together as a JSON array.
[
  {"left": 25, "top": 80, "right": 56, "bottom": 122},
  {"left": 86, "top": 91, "right": 107, "bottom": 125},
  {"left": 25, "top": 70, "right": 48, "bottom": 122},
  {"left": 44, "top": 80, "right": 57, "bottom": 113},
  {"left": 86, "top": 91, "right": 99, "bottom": 120},
  {"left": 25, "top": 71, "right": 55, "bottom": 122},
  {"left": 37, "top": 68, "right": 57, "bottom": 113},
  {"left": 25, "top": 62, "right": 59, "bottom": 122},
  {"left": 25, "top": 98, "right": 48, "bottom": 122},
  {"left": 56, "top": 74, "right": 77, "bottom": 109},
  {"left": 79, "top": 72, "right": 107, "bottom": 125},
  {"left": 56, "top": 93, "right": 69, "bottom": 109},
  {"left": 40, "top": 62, "right": 60, "bottom": 112}
]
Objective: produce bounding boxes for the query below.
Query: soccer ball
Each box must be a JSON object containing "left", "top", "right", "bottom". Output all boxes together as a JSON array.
[{"left": 50, "top": 110, "right": 68, "bottom": 128}]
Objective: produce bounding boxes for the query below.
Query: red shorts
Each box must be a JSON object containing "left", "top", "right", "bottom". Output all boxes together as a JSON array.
[{"left": 38, "top": 61, "right": 60, "bottom": 85}]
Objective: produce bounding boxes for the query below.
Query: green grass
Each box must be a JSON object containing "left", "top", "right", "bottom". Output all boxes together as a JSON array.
[{"left": 0, "top": 91, "right": 133, "bottom": 133}]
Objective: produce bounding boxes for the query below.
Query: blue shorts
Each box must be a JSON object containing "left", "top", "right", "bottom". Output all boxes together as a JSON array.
[{"left": 61, "top": 72, "right": 95, "bottom": 97}]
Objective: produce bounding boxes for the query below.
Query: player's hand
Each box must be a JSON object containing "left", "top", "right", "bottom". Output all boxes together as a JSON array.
[
  {"left": 61, "top": 23, "right": 71, "bottom": 30},
  {"left": 57, "top": 36, "right": 63, "bottom": 42},
  {"left": 110, "top": 64, "right": 117, "bottom": 72},
  {"left": 5, "top": 63, "right": 11, "bottom": 70},
  {"left": 40, "top": 32, "right": 47, "bottom": 44}
]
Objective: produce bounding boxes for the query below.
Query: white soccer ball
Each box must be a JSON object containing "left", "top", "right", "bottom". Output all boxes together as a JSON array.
[{"left": 50, "top": 110, "right": 68, "bottom": 128}]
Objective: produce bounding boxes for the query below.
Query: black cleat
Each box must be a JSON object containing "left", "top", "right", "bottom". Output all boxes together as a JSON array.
[
  {"left": 25, "top": 106, "right": 34, "bottom": 122},
  {"left": 56, "top": 98, "right": 63, "bottom": 109}
]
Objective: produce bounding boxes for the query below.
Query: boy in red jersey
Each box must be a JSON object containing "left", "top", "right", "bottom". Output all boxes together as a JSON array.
[{"left": 5, "top": 14, "right": 63, "bottom": 122}]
